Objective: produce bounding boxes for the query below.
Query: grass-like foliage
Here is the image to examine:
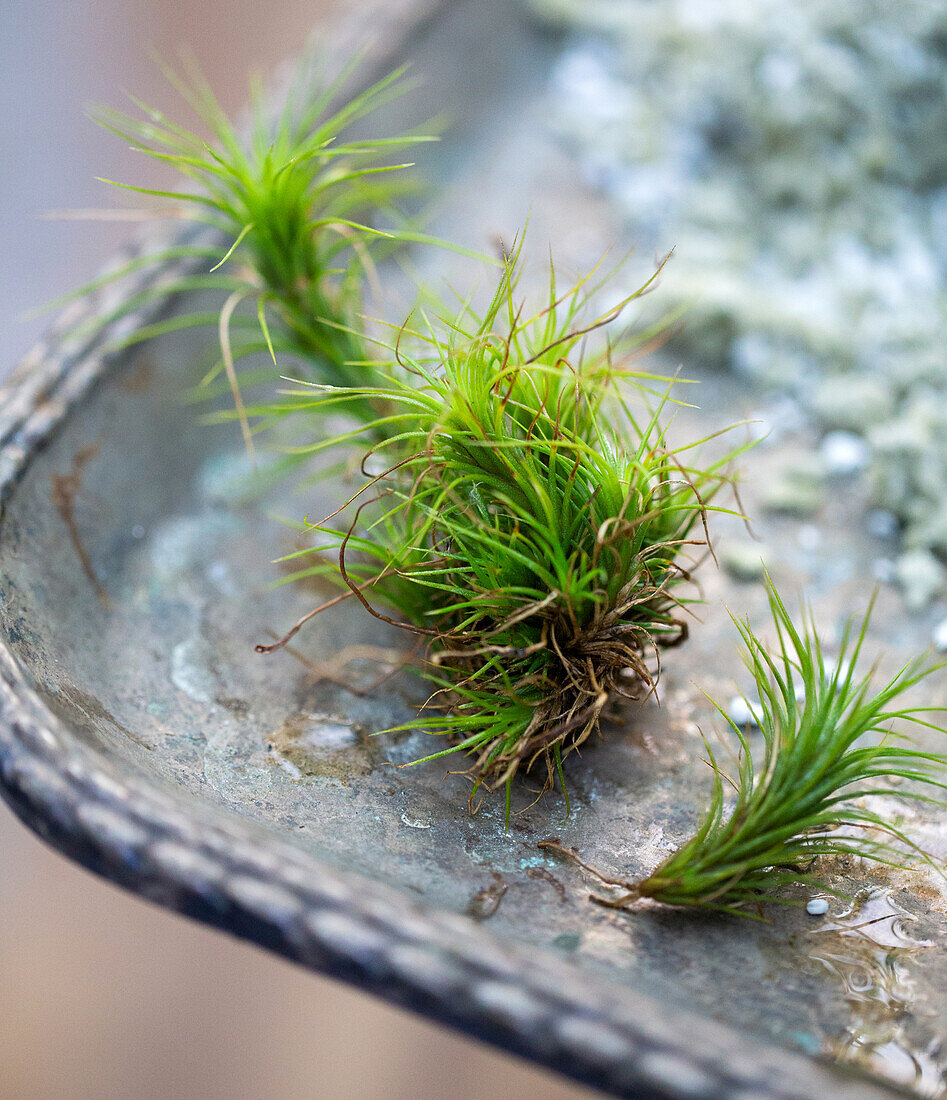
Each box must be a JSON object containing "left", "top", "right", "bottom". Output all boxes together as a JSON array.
[
  {"left": 58, "top": 53, "right": 446, "bottom": 453},
  {"left": 542, "top": 579, "right": 947, "bottom": 914},
  {"left": 261, "top": 244, "right": 739, "bottom": 816},
  {"left": 56, "top": 48, "right": 734, "bottom": 819}
]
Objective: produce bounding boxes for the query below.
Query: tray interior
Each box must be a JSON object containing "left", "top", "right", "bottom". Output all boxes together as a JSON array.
[{"left": 2, "top": 2, "right": 945, "bottom": 1095}]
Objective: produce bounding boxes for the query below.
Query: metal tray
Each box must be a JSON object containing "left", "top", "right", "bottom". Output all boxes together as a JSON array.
[{"left": 1, "top": 2, "right": 943, "bottom": 1096}]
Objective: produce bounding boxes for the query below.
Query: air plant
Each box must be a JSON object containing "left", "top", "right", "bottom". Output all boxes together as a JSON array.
[
  {"left": 259, "top": 243, "right": 741, "bottom": 817},
  {"left": 541, "top": 579, "right": 947, "bottom": 915},
  {"left": 55, "top": 52, "right": 452, "bottom": 454},
  {"left": 54, "top": 47, "right": 743, "bottom": 819}
]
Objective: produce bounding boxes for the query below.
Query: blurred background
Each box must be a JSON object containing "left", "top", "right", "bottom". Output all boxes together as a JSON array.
[
  {"left": 3, "top": 0, "right": 946, "bottom": 1096},
  {"left": 0, "top": 1, "right": 592, "bottom": 1097}
]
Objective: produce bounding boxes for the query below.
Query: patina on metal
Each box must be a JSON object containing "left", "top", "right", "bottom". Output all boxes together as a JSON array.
[{"left": 0, "top": 2, "right": 942, "bottom": 1097}]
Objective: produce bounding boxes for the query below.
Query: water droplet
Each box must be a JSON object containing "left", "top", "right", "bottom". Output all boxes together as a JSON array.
[{"left": 810, "top": 886, "right": 940, "bottom": 1091}]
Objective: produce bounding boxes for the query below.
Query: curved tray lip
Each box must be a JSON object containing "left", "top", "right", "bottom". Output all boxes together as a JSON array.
[{"left": 0, "top": 9, "right": 909, "bottom": 1100}]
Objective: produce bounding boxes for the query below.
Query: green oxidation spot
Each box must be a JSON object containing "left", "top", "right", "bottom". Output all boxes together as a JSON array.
[
  {"left": 552, "top": 932, "right": 581, "bottom": 953},
  {"left": 791, "top": 1031, "right": 821, "bottom": 1056},
  {"left": 519, "top": 855, "right": 550, "bottom": 869},
  {"left": 148, "top": 701, "right": 167, "bottom": 716}
]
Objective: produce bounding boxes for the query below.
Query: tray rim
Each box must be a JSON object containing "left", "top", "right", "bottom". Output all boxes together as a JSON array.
[{"left": 0, "top": 5, "right": 911, "bottom": 1098}]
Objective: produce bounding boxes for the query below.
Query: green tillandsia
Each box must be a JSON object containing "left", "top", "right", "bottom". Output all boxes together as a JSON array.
[
  {"left": 542, "top": 578, "right": 947, "bottom": 915},
  {"left": 53, "top": 51, "right": 454, "bottom": 455},
  {"left": 259, "top": 242, "right": 743, "bottom": 817}
]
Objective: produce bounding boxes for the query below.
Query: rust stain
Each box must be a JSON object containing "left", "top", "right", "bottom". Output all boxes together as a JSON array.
[
  {"left": 265, "top": 714, "right": 374, "bottom": 784},
  {"left": 465, "top": 872, "right": 508, "bottom": 921},
  {"left": 50, "top": 442, "right": 112, "bottom": 609},
  {"left": 526, "top": 865, "right": 568, "bottom": 903}
]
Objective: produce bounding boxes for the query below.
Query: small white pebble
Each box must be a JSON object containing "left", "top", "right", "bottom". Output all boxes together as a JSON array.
[
  {"left": 820, "top": 431, "right": 870, "bottom": 476},
  {"left": 866, "top": 509, "right": 898, "bottom": 540},
  {"left": 721, "top": 542, "right": 771, "bottom": 582},
  {"left": 934, "top": 619, "right": 947, "bottom": 653},
  {"left": 806, "top": 898, "right": 829, "bottom": 916},
  {"left": 728, "top": 695, "right": 759, "bottom": 728},
  {"left": 896, "top": 549, "right": 946, "bottom": 612}
]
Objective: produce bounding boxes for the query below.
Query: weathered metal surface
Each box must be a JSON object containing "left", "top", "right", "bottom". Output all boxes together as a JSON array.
[{"left": 0, "top": 1, "right": 943, "bottom": 1097}]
